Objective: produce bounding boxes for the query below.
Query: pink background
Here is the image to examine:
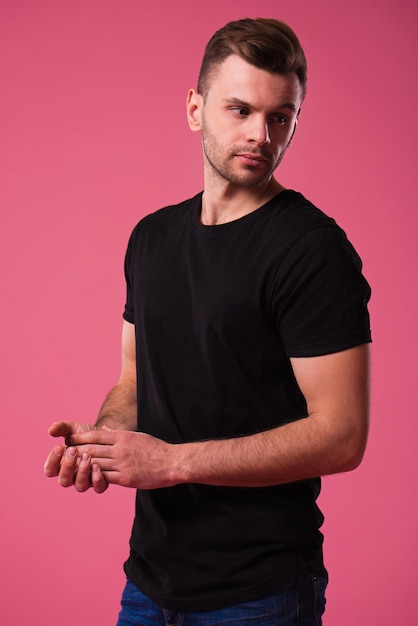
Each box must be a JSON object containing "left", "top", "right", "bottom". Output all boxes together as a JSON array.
[{"left": 1, "top": 0, "right": 416, "bottom": 623}]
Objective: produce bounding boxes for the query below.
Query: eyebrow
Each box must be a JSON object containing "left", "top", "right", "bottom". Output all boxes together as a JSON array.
[{"left": 223, "top": 97, "right": 299, "bottom": 113}]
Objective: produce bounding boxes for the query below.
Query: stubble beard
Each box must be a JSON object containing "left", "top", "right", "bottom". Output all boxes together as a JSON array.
[{"left": 201, "top": 127, "right": 285, "bottom": 189}]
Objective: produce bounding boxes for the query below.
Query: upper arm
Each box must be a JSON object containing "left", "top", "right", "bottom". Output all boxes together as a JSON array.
[
  {"left": 118, "top": 320, "right": 136, "bottom": 385},
  {"left": 290, "top": 344, "right": 371, "bottom": 468}
]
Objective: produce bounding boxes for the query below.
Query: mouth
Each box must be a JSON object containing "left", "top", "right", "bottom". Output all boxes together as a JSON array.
[{"left": 235, "top": 153, "right": 270, "bottom": 167}]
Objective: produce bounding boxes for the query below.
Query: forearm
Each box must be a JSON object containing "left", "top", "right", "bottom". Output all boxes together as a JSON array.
[
  {"left": 95, "top": 381, "right": 137, "bottom": 431},
  {"left": 69, "top": 346, "right": 369, "bottom": 491},
  {"left": 69, "top": 403, "right": 368, "bottom": 491},
  {"left": 172, "top": 413, "right": 367, "bottom": 488}
]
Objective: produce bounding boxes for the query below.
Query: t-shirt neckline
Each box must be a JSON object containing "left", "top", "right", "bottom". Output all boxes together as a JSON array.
[{"left": 191, "top": 189, "right": 295, "bottom": 237}]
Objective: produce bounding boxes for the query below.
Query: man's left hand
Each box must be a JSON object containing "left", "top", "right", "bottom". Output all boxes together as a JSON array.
[{"left": 69, "top": 427, "right": 176, "bottom": 490}]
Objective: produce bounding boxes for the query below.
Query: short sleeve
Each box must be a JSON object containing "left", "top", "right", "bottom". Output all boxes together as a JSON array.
[
  {"left": 123, "top": 228, "right": 136, "bottom": 324},
  {"left": 272, "top": 226, "right": 372, "bottom": 357}
]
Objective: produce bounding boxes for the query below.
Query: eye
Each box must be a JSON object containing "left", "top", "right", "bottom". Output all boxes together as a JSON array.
[
  {"left": 271, "top": 114, "right": 287, "bottom": 125},
  {"left": 230, "top": 107, "right": 249, "bottom": 117}
]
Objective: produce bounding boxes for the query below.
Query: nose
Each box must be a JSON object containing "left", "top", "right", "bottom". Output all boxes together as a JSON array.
[{"left": 247, "top": 116, "right": 271, "bottom": 145}]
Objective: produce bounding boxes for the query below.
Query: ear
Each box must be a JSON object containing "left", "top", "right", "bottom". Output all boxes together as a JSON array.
[{"left": 186, "top": 89, "right": 203, "bottom": 132}]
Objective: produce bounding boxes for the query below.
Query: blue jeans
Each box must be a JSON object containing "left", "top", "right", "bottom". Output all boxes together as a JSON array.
[{"left": 116, "top": 576, "right": 327, "bottom": 625}]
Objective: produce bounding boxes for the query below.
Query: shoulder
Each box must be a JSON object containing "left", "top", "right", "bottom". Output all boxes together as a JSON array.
[
  {"left": 277, "top": 191, "right": 362, "bottom": 265},
  {"left": 123, "top": 194, "right": 200, "bottom": 266},
  {"left": 129, "top": 193, "right": 201, "bottom": 241},
  {"left": 270, "top": 190, "right": 339, "bottom": 240},
  {"left": 256, "top": 190, "right": 351, "bottom": 267},
  {"left": 273, "top": 193, "right": 366, "bottom": 288}
]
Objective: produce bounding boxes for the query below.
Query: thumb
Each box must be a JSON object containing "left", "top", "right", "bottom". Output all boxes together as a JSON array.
[
  {"left": 101, "top": 425, "right": 115, "bottom": 431},
  {"left": 48, "top": 421, "right": 74, "bottom": 438}
]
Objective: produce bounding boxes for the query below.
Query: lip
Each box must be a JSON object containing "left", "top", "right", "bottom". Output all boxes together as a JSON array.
[{"left": 236, "top": 153, "right": 270, "bottom": 166}]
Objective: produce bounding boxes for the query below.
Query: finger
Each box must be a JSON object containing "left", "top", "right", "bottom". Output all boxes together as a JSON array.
[
  {"left": 58, "top": 447, "right": 78, "bottom": 487},
  {"left": 91, "top": 463, "right": 109, "bottom": 494},
  {"left": 73, "top": 453, "right": 93, "bottom": 493},
  {"left": 74, "top": 444, "right": 114, "bottom": 461},
  {"left": 48, "top": 421, "right": 73, "bottom": 438},
  {"left": 70, "top": 430, "right": 116, "bottom": 446},
  {"left": 44, "top": 445, "right": 65, "bottom": 477},
  {"left": 101, "top": 470, "right": 121, "bottom": 487}
]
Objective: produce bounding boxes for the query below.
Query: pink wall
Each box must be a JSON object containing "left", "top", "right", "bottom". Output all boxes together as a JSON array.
[{"left": 1, "top": 0, "right": 416, "bottom": 623}]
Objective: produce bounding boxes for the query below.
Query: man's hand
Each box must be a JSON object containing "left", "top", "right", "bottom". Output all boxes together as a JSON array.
[
  {"left": 44, "top": 421, "right": 108, "bottom": 493},
  {"left": 69, "top": 427, "right": 176, "bottom": 490}
]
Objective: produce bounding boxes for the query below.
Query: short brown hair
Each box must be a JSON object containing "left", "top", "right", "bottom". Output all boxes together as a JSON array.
[{"left": 197, "top": 18, "right": 307, "bottom": 98}]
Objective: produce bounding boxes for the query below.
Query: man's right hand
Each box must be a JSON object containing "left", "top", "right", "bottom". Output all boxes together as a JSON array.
[{"left": 44, "top": 421, "right": 108, "bottom": 493}]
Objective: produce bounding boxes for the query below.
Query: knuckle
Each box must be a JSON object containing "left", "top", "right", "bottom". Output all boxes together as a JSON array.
[{"left": 62, "top": 454, "right": 77, "bottom": 467}]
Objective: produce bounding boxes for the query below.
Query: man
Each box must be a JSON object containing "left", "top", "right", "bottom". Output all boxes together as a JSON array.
[{"left": 45, "top": 18, "right": 371, "bottom": 625}]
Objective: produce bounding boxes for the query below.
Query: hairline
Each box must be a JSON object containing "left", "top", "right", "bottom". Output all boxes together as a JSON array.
[{"left": 198, "top": 53, "right": 306, "bottom": 102}]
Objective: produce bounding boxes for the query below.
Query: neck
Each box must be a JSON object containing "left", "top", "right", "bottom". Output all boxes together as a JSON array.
[{"left": 200, "top": 178, "right": 284, "bottom": 226}]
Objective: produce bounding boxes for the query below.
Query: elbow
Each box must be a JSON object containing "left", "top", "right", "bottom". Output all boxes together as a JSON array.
[
  {"left": 341, "top": 447, "right": 365, "bottom": 472},
  {"left": 335, "top": 427, "right": 368, "bottom": 473},
  {"left": 326, "top": 410, "right": 369, "bottom": 474}
]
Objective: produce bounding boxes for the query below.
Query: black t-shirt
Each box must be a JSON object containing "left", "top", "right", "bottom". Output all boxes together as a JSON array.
[{"left": 122, "top": 190, "right": 371, "bottom": 611}]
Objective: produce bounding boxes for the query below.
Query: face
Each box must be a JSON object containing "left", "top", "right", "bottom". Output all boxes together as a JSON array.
[{"left": 187, "top": 55, "right": 304, "bottom": 190}]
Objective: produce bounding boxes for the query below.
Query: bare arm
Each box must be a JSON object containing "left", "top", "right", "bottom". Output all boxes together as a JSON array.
[
  {"left": 95, "top": 319, "right": 137, "bottom": 430},
  {"left": 70, "top": 344, "right": 370, "bottom": 489},
  {"left": 176, "top": 343, "right": 370, "bottom": 486}
]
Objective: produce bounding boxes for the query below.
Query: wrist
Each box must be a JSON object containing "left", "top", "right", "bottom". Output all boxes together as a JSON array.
[{"left": 169, "top": 440, "right": 214, "bottom": 486}]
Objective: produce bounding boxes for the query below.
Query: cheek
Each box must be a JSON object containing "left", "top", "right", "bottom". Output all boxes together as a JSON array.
[{"left": 272, "top": 126, "right": 295, "bottom": 149}]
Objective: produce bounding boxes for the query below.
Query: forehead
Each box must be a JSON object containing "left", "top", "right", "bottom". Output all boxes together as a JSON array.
[{"left": 206, "top": 54, "right": 303, "bottom": 108}]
